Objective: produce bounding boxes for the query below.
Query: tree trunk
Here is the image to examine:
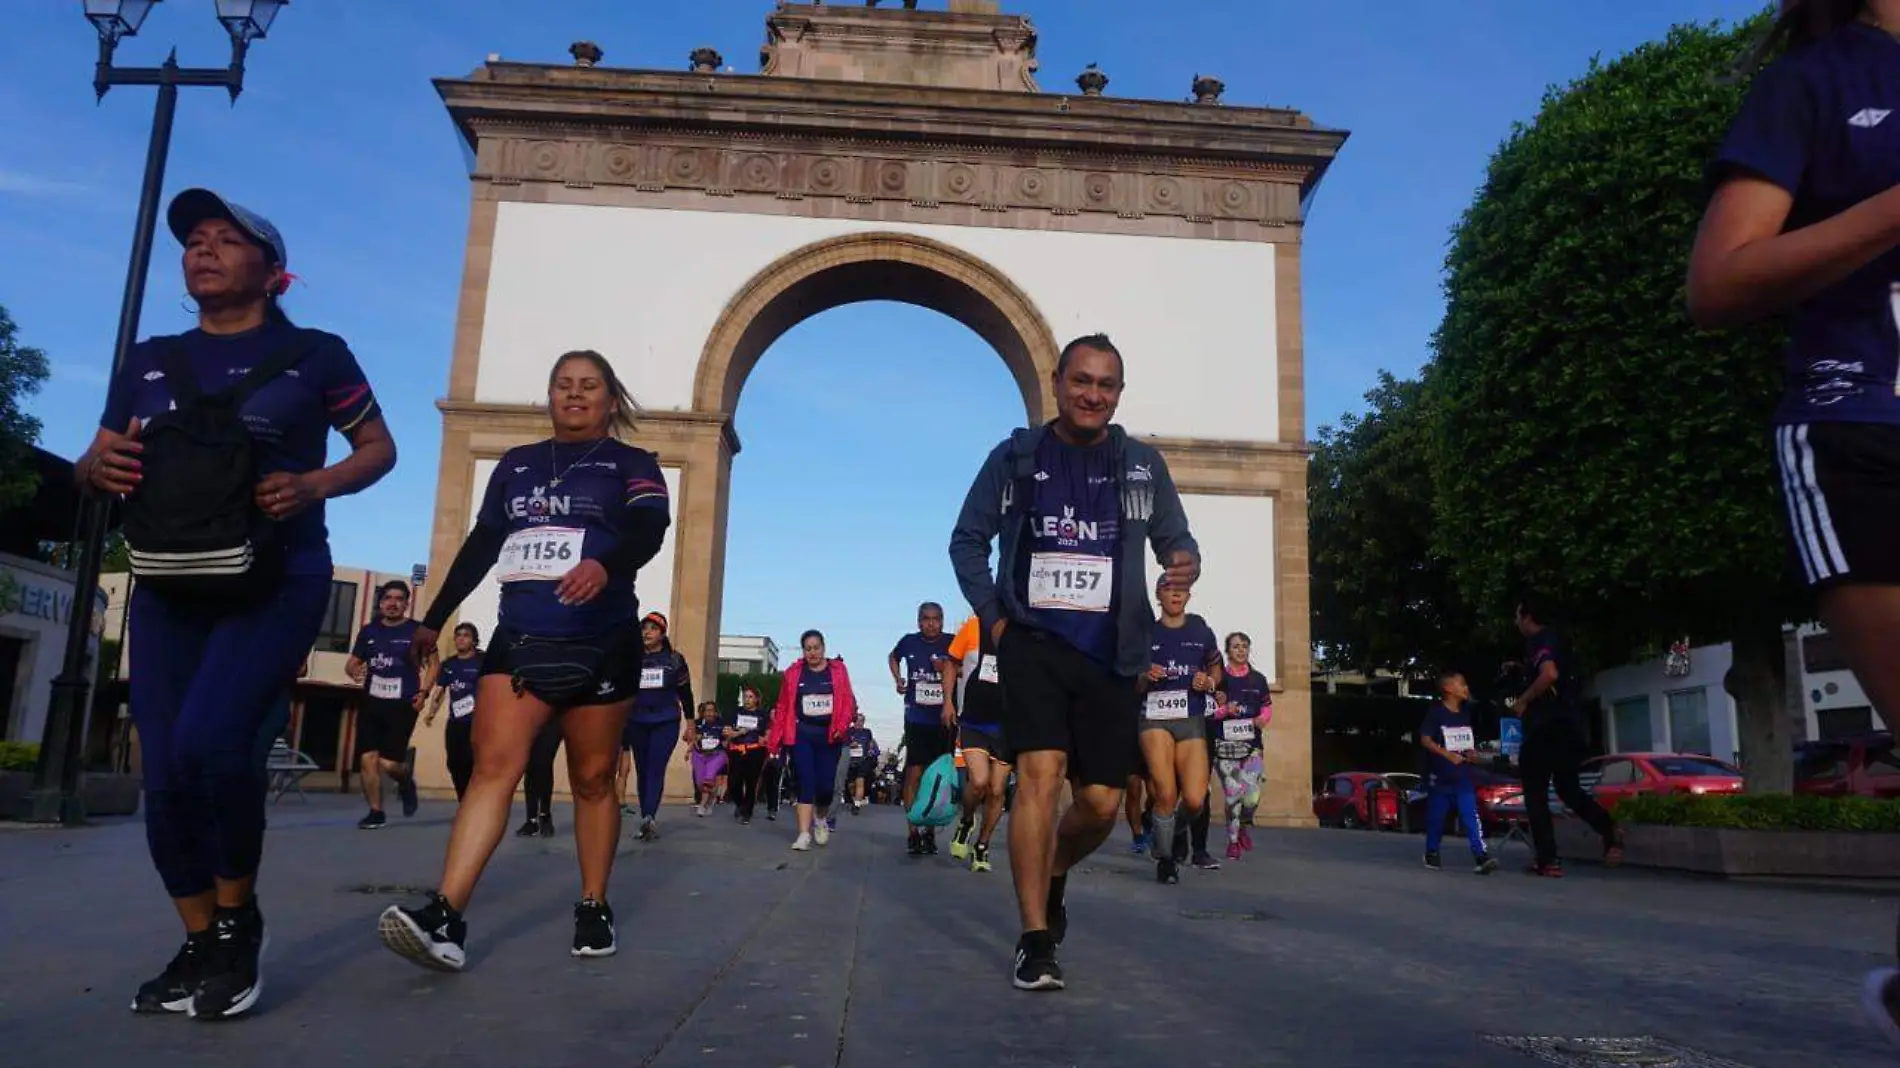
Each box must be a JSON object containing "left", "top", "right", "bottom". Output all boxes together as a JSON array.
[{"left": 1726, "top": 623, "right": 1793, "bottom": 794}]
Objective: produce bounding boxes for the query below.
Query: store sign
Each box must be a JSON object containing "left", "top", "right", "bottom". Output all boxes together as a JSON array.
[{"left": 0, "top": 567, "right": 105, "bottom": 630}]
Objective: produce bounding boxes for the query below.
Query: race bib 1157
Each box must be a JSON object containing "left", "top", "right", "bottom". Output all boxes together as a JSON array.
[{"left": 1027, "top": 552, "right": 1112, "bottom": 613}]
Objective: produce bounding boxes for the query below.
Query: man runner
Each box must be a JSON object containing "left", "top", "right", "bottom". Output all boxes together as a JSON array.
[
  {"left": 949, "top": 333, "right": 1200, "bottom": 991},
  {"left": 889, "top": 602, "right": 956, "bottom": 856},
  {"left": 842, "top": 714, "right": 878, "bottom": 813},
  {"left": 1511, "top": 597, "right": 1622, "bottom": 876},
  {"left": 345, "top": 581, "right": 435, "bottom": 829},
  {"left": 944, "top": 613, "right": 1009, "bottom": 872}
]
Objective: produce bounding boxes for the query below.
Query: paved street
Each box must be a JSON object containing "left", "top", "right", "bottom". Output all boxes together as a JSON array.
[{"left": 0, "top": 796, "right": 1893, "bottom": 1067}]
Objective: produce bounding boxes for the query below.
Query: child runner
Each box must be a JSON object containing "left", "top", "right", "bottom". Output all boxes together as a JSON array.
[
  {"left": 689, "top": 702, "right": 726, "bottom": 816},
  {"left": 1213, "top": 631, "right": 1273, "bottom": 861},
  {"left": 1418, "top": 672, "right": 1499, "bottom": 875}
]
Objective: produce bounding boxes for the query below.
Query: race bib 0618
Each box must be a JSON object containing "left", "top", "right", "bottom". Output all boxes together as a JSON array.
[
  {"left": 1145, "top": 690, "right": 1190, "bottom": 720},
  {"left": 451, "top": 695, "right": 475, "bottom": 719},
  {"left": 801, "top": 694, "right": 834, "bottom": 720},
  {"left": 369, "top": 676, "right": 402, "bottom": 700},
  {"left": 1222, "top": 718, "right": 1256, "bottom": 743},
  {"left": 914, "top": 680, "right": 944, "bottom": 706},
  {"left": 497, "top": 526, "right": 584, "bottom": 583},
  {"left": 1027, "top": 552, "right": 1113, "bottom": 613}
]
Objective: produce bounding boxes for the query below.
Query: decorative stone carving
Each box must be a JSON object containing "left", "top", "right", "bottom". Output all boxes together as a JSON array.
[
  {"left": 1076, "top": 63, "right": 1108, "bottom": 97},
  {"left": 1192, "top": 74, "right": 1224, "bottom": 105},
  {"left": 762, "top": 1, "right": 1039, "bottom": 91},
  {"left": 569, "top": 41, "right": 603, "bottom": 68},
  {"left": 689, "top": 47, "right": 723, "bottom": 73}
]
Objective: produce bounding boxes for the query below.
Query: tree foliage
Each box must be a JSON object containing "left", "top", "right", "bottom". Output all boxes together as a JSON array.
[{"left": 0, "top": 304, "right": 51, "bottom": 512}]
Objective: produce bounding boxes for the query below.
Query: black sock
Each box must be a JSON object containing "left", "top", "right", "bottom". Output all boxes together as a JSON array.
[{"left": 1049, "top": 873, "right": 1067, "bottom": 908}]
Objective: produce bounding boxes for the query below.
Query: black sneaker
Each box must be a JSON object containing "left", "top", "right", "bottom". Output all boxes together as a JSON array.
[
  {"left": 1156, "top": 857, "right": 1180, "bottom": 885},
  {"left": 358, "top": 810, "right": 387, "bottom": 831},
  {"left": 515, "top": 818, "right": 539, "bottom": 837},
  {"left": 572, "top": 899, "right": 616, "bottom": 958},
  {"left": 1191, "top": 851, "right": 1222, "bottom": 871},
  {"left": 1474, "top": 854, "right": 1499, "bottom": 875},
  {"left": 379, "top": 893, "right": 468, "bottom": 972},
  {"left": 1012, "top": 932, "right": 1064, "bottom": 992},
  {"left": 398, "top": 755, "right": 420, "bottom": 818},
  {"left": 923, "top": 829, "right": 939, "bottom": 855},
  {"left": 907, "top": 830, "right": 925, "bottom": 857},
  {"left": 1424, "top": 852, "right": 1443, "bottom": 871},
  {"left": 537, "top": 814, "right": 555, "bottom": 838},
  {"left": 190, "top": 902, "right": 267, "bottom": 1021},
  {"left": 131, "top": 931, "right": 212, "bottom": 1014}
]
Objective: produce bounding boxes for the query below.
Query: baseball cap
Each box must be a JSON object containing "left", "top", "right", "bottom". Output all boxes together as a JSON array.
[{"left": 167, "top": 188, "right": 287, "bottom": 267}]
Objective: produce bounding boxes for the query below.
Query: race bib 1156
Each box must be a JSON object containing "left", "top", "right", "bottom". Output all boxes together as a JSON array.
[
  {"left": 497, "top": 526, "right": 584, "bottom": 583},
  {"left": 1027, "top": 552, "right": 1113, "bottom": 613}
]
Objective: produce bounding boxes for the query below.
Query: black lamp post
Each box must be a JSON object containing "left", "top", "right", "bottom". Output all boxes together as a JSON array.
[{"left": 18, "top": 0, "right": 287, "bottom": 825}]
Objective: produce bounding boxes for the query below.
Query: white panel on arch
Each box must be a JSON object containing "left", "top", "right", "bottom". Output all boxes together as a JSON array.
[
  {"left": 479, "top": 204, "right": 1280, "bottom": 442},
  {"left": 1171, "top": 494, "right": 1277, "bottom": 684},
  {"left": 456, "top": 460, "right": 681, "bottom": 635}
]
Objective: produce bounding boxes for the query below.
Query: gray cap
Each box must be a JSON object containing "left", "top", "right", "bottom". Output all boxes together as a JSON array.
[{"left": 166, "top": 188, "right": 287, "bottom": 266}]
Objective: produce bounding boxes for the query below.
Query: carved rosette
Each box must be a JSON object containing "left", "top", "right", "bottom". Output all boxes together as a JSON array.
[
  {"left": 1192, "top": 74, "right": 1225, "bottom": 106},
  {"left": 569, "top": 41, "right": 603, "bottom": 68},
  {"left": 1076, "top": 64, "right": 1108, "bottom": 97},
  {"left": 689, "top": 47, "right": 724, "bottom": 73}
]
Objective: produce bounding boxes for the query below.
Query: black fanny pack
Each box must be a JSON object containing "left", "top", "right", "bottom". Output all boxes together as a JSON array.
[{"left": 509, "top": 635, "right": 610, "bottom": 706}]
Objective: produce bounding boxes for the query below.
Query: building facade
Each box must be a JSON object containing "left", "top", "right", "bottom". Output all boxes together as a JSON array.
[
  {"left": 718, "top": 634, "right": 780, "bottom": 677},
  {"left": 0, "top": 553, "right": 106, "bottom": 745}
]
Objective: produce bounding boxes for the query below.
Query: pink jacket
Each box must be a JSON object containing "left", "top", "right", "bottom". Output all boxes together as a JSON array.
[{"left": 767, "top": 657, "right": 857, "bottom": 753}]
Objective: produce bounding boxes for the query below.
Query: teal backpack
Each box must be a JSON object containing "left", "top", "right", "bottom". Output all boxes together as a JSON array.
[{"left": 906, "top": 752, "right": 961, "bottom": 827}]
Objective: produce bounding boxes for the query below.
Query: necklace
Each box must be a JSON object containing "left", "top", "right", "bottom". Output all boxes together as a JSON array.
[{"left": 549, "top": 437, "right": 608, "bottom": 488}]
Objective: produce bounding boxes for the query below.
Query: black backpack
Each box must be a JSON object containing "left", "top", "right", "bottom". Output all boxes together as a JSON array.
[{"left": 123, "top": 333, "right": 312, "bottom": 602}]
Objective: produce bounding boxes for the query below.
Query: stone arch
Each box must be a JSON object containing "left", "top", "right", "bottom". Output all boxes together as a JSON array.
[{"left": 691, "top": 232, "right": 1061, "bottom": 425}]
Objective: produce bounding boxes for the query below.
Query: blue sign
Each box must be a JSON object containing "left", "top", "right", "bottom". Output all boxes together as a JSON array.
[{"left": 1500, "top": 717, "right": 1523, "bottom": 760}]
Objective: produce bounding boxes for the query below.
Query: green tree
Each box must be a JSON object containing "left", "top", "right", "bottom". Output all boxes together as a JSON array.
[
  {"left": 1427, "top": 11, "right": 1800, "bottom": 789},
  {"left": 0, "top": 304, "right": 52, "bottom": 511}
]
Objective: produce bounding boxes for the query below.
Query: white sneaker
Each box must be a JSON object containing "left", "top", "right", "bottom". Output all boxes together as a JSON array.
[
  {"left": 791, "top": 833, "right": 813, "bottom": 851},
  {"left": 694, "top": 804, "right": 707, "bottom": 818},
  {"left": 813, "top": 821, "right": 831, "bottom": 847}
]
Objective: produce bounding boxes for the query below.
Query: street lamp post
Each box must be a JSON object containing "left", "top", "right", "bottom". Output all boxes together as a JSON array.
[{"left": 18, "top": 0, "right": 288, "bottom": 825}]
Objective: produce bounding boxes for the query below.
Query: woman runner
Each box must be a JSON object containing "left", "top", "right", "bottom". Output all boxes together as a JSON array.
[
  {"left": 620, "top": 612, "right": 694, "bottom": 840},
  {"left": 1212, "top": 632, "right": 1272, "bottom": 861},
  {"left": 944, "top": 613, "right": 1011, "bottom": 872},
  {"left": 378, "top": 349, "right": 669, "bottom": 969},
  {"left": 83, "top": 189, "right": 396, "bottom": 1019},
  {"left": 424, "top": 623, "right": 484, "bottom": 800},
  {"left": 725, "top": 685, "right": 770, "bottom": 824},
  {"left": 1688, "top": 0, "right": 1900, "bottom": 1044},
  {"left": 1137, "top": 577, "right": 1221, "bottom": 885},
  {"left": 766, "top": 630, "right": 857, "bottom": 850},
  {"left": 688, "top": 702, "right": 727, "bottom": 816}
]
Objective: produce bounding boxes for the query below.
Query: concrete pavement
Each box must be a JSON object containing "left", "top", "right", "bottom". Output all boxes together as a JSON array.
[{"left": 0, "top": 796, "right": 1893, "bottom": 1067}]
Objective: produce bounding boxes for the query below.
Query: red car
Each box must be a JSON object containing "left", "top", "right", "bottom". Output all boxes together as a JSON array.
[
  {"left": 1580, "top": 753, "right": 1743, "bottom": 811},
  {"left": 1795, "top": 733, "right": 1900, "bottom": 799},
  {"left": 1314, "top": 771, "right": 1401, "bottom": 830}
]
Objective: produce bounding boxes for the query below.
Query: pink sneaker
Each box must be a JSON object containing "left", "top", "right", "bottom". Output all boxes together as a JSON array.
[
  {"left": 1225, "top": 841, "right": 1242, "bottom": 862},
  {"left": 1238, "top": 826, "right": 1254, "bottom": 853}
]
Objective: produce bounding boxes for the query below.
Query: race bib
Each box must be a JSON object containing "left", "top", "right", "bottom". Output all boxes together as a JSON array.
[
  {"left": 977, "top": 655, "right": 999, "bottom": 684},
  {"left": 1027, "top": 552, "right": 1113, "bottom": 613},
  {"left": 736, "top": 714, "right": 760, "bottom": 732},
  {"left": 914, "top": 680, "right": 944, "bottom": 706},
  {"left": 1222, "top": 718, "right": 1256, "bottom": 743},
  {"left": 801, "top": 694, "right": 833, "bottom": 720},
  {"left": 850, "top": 745, "right": 866, "bottom": 759},
  {"left": 369, "top": 676, "right": 402, "bottom": 700},
  {"left": 451, "top": 695, "right": 475, "bottom": 719},
  {"left": 497, "top": 525, "right": 584, "bottom": 583},
  {"left": 1442, "top": 725, "right": 1476, "bottom": 752},
  {"left": 699, "top": 736, "right": 719, "bottom": 751},
  {"left": 1145, "top": 690, "right": 1190, "bottom": 720},
  {"left": 640, "top": 667, "right": 666, "bottom": 690}
]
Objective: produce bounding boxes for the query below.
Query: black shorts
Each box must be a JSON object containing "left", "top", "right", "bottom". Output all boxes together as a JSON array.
[
  {"left": 357, "top": 696, "right": 418, "bottom": 761},
  {"left": 959, "top": 722, "right": 1013, "bottom": 764},
  {"left": 903, "top": 722, "right": 954, "bottom": 772},
  {"left": 480, "top": 621, "right": 642, "bottom": 706},
  {"left": 996, "top": 624, "right": 1139, "bottom": 788},
  {"left": 1775, "top": 422, "right": 1900, "bottom": 589}
]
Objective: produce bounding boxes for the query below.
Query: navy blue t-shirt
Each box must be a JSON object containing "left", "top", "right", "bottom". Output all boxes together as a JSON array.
[
  {"left": 1524, "top": 627, "right": 1582, "bottom": 727},
  {"left": 438, "top": 654, "right": 482, "bottom": 721},
  {"left": 629, "top": 647, "right": 690, "bottom": 725},
  {"left": 1419, "top": 701, "right": 1480, "bottom": 789},
  {"left": 474, "top": 438, "right": 669, "bottom": 639},
  {"left": 1143, "top": 613, "right": 1219, "bottom": 721},
  {"left": 353, "top": 619, "right": 421, "bottom": 701},
  {"left": 1218, "top": 667, "right": 1272, "bottom": 720},
  {"left": 693, "top": 716, "right": 724, "bottom": 754},
  {"left": 1213, "top": 666, "right": 1272, "bottom": 757},
  {"left": 845, "top": 726, "right": 876, "bottom": 763},
  {"left": 1019, "top": 434, "right": 1120, "bottom": 667},
  {"left": 890, "top": 631, "right": 954, "bottom": 725},
  {"left": 99, "top": 322, "right": 381, "bottom": 576},
  {"left": 729, "top": 704, "right": 767, "bottom": 746},
  {"left": 796, "top": 664, "right": 836, "bottom": 740},
  {"left": 1714, "top": 23, "right": 1900, "bottom": 426}
]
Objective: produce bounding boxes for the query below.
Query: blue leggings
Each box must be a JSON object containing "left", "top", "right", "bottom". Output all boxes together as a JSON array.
[
  {"left": 622, "top": 718, "right": 676, "bottom": 819},
  {"left": 791, "top": 728, "right": 842, "bottom": 807},
  {"left": 130, "top": 575, "right": 328, "bottom": 898},
  {"left": 1425, "top": 785, "right": 1487, "bottom": 859}
]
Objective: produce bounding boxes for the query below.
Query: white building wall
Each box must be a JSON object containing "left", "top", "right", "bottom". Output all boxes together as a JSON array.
[
  {"left": 1173, "top": 494, "right": 1277, "bottom": 682},
  {"left": 1588, "top": 644, "right": 1741, "bottom": 763},
  {"left": 477, "top": 203, "right": 1280, "bottom": 443}
]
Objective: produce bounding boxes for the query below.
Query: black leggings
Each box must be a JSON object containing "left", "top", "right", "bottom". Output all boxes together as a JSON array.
[
  {"left": 728, "top": 748, "right": 767, "bottom": 818},
  {"left": 1521, "top": 718, "right": 1615, "bottom": 865},
  {"left": 522, "top": 719, "right": 561, "bottom": 822},
  {"left": 445, "top": 718, "right": 474, "bottom": 800}
]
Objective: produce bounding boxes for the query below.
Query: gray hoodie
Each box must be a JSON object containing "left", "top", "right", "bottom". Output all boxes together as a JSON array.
[{"left": 948, "top": 423, "right": 1200, "bottom": 679}]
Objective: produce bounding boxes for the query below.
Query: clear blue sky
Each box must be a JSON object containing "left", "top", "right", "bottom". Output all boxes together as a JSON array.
[{"left": 1, "top": 0, "right": 1760, "bottom": 738}]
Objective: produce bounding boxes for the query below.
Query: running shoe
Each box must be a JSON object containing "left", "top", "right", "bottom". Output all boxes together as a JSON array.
[
  {"left": 620, "top": 803, "right": 637, "bottom": 816},
  {"left": 1238, "top": 825, "right": 1254, "bottom": 853},
  {"left": 1128, "top": 833, "right": 1149, "bottom": 856},
  {"left": 398, "top": 749, "right": 419, "bottom": 817},
  {"left": 1156, "top": 857, "right": 1180, "bottom": 885},
  {"left": 537, "top": 814, "right": 555, "bottom": 838},
  {"left": 1525, "top": 860, "right": 1565, "bottom": 878},
  {"left": 637, "top": 817, "right": 658, "bottom": 842},
  {"left": 571, "top": 899, "right": 616, "bottom": 958},
  {"left": 1603, "top": 823, "right": 1627, "bottom": 868},
  {"left": 358, "top": 810, "right": 387, "bottom": 831},
  {"left": 515, "top": 818, "right": 538, "bottom": 837},
  {"left": 792, "top": 832, "right": 813, "bottom": 851},
  {"left": 950, "top": 822, "right": 973, "bottom": 861},
  {"left": 971, "top": 843, "right": 992, "bottom": 873},
  {"left": 131, "top": 932, "right": 212, "bottom": 1014},
  {"left": 190, "top": 901, "right": 267, "bottom": 1021},
  {"left": 379, "top": 892, "right": 468, "bottom": 973},
  {"left": 1423, "top": 852, "right": 1443, "bottom": 871},
  {"left": 1861, "top": 968, "right": 1900, "bottom": 1050},
  {"left": 1191, "top": 851, "right": 1221, "bottom": 871},
  {"left": 1224, "top": 840, "right": 1242, "bottom": 862},
  {"left": 813, "top": 820, "right": 831, "bottom": 847},
  {"left": 907, "top": 830, "right": 925, "bottom": 857},
  {"left": 740, "top": 815, "right": 751, "bottom": 826},
  {"left": 826, "top": 815, "right": 838, "bottom": 832},
  {"left": 923, "top": 829, "right": 939, "bottom": 855},
  {"left": 694, "top": 803, "right": 706, "bottom": 818},
  {"left": 1474, "top": 853, "right": 1500, "bottom": 875},
  {"left": 767, "top": 809, "right": 778, "bottom": 821},
  {"left": 1012, "top": 932, "right": 1064, "bottom": 992}
]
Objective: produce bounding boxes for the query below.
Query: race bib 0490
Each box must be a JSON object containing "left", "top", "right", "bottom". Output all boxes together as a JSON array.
[
  {"left": 914, "top": 680, "right": 944, "bottom": 706},
  {"left": 1027, "top": 552, "right": 1112, "bottom": 613},
  {"left": 640, "top": 667, "right": 666, "bottom": 690},
  {"left": 369, "top": 676, "right": 402, "bottom": 700},
  {"left": 451, "top": 695, "right": 475, "bottom": 719},
  {"left": 497, "top": 525, "right": 584, "bottom": 583},
  {"left": 1441, "top": 725, "right": 1476, "bottom": 752},
  {"left": 801, "top": 694, "right": 834, "bottom": 720},
  {"left": 1145, "top": 690, "right": 1190, "bottom": 720},
  {"left": 735, "top": 714, "right": 760, "bottom": 732}
]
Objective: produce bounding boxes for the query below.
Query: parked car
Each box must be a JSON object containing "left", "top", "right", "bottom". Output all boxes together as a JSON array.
[
  {"left": 1578, "top": 753, "right": 1743, "bottom": 811},
  {"left": 1314, "top": 771, "right": 1401, "bottom": 830},
  {"left": 1795, "top": 733, "right": 1900, "bottom": 799},
  {"left": 1403, "top": 766, "right": 1522, "bottom": 836}
]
